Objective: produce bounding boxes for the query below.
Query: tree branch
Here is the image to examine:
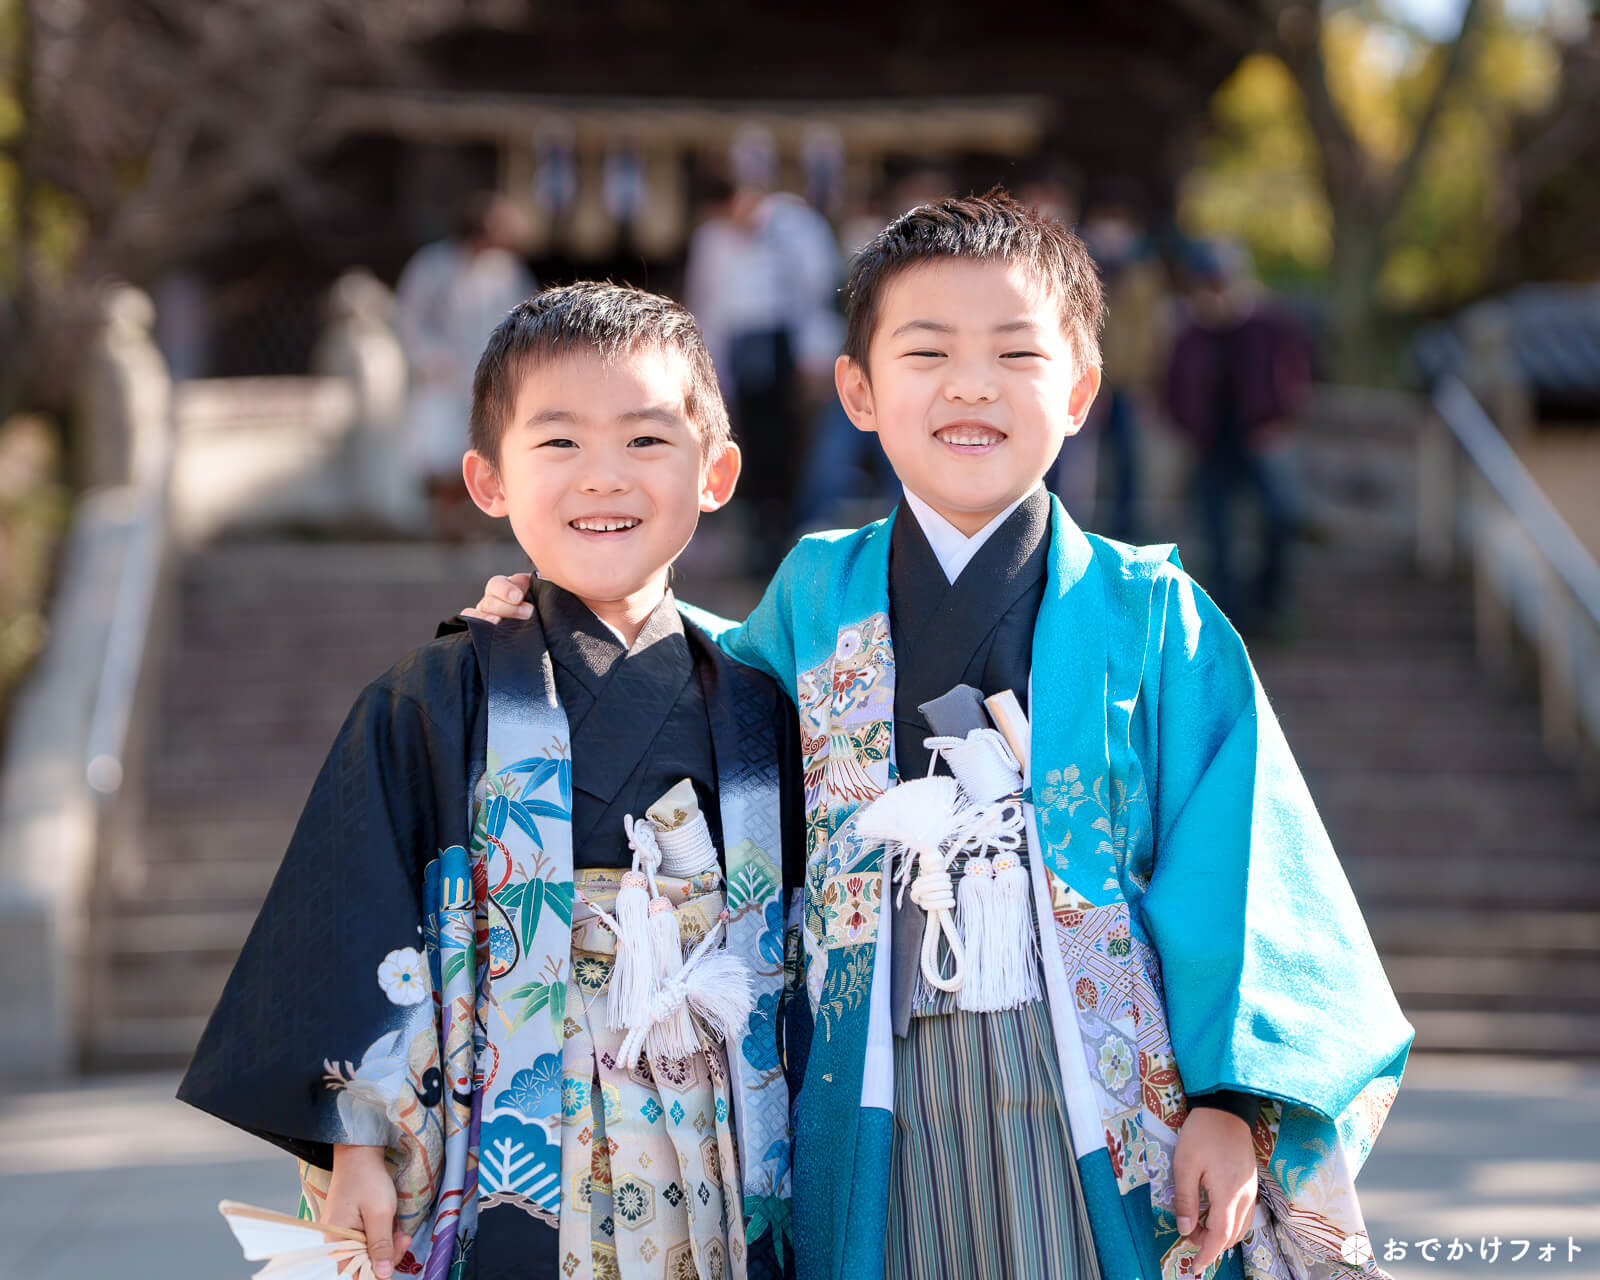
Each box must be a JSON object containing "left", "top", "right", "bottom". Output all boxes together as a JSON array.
[{"left": 1379, "top": 0, "right": 1486, "bottom": 225}]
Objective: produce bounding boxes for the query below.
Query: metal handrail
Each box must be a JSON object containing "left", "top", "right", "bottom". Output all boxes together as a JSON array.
[
  {"left": 1433, "top": 376, "right": 1600, "bottom": 630},
  {"left": 83, "top": 433, "right": 174, "bottom": 797}
]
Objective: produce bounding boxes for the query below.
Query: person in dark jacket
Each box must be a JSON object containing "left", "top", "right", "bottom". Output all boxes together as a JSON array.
[{"left": 1164, "top": 241, "right": 1312, "bottom": 630}]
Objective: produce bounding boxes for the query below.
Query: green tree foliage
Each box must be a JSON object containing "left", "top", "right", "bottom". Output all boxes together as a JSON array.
[{"left": 1177, "top": 0, "right": 1584, "bottom": 379}]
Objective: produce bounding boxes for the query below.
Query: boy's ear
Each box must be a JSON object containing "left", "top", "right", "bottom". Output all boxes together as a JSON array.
[
  {"left": 1062, "top": 363, "right": 1104, "bottom": 438},
  {"left": 699, "top": 442, "right": 742, "bottom": 513},
  {"left": 463, "top": 450, "right": 508, "bottom": 516},
  {"left": 835, "top": 354, "right": 877, "bottom": 434}
]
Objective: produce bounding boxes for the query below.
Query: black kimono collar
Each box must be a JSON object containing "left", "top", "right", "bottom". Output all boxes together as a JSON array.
[
  {"left": 530, "top": 579, "right": 684, "bottom": 694},
  {"left": 890, "top": 485, "right": 1052, "bottom": 642}
]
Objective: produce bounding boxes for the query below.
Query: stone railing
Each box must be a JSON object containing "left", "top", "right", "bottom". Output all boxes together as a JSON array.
[
  {"left": 0, "top": 286, "right": 176, "bottom": 1076},
  {"left": 1420, "top": 377, "right": 1600, "bottom": 786},
  {"left": 0, "top": 269, "right": 415, "bottom": 1077}
]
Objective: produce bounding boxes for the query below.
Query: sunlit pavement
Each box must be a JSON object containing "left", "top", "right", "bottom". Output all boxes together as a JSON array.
[{"left": 1, "top": 1054, "right": 1595, "bottom": 1279}]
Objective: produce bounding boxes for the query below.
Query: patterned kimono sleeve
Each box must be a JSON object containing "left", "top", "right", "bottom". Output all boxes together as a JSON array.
[
  {"left": 1137, "top": 571, "right": 1412, "bottom": 1274},
  {"left": 178, "top": 673, "right": 456, "bottom": 1174}
]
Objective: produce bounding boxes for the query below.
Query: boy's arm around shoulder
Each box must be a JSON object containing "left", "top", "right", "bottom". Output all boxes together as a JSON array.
[{"left": 1136, "top": 563, "right": 1412, "bottom": 1133}]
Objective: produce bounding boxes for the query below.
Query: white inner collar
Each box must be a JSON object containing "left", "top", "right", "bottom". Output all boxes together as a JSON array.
[{"left": 902, "top": 489, "right": 1029, "bottom": 585}]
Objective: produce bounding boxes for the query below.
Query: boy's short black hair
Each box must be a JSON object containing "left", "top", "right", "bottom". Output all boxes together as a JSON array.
[
  {"left": 842, "top": 189, "right": 1105, "bottom": 376},
  {"left": 469, "top": 281, "right": 732, "bottom": 465}
]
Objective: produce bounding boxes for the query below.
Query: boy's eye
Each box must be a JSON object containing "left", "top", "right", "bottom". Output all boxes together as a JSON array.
[
  {"left": 1001, "top": 351, "right": 1044, "bottom": 360},
  {"left": 538, "top": 437, "right": 577, "bottom": 449},
  {"left": 903, "top": 349, "right": 945, "bottom": 359},
  {"left": 628, "top": 435, "right": 669, "bottom": 448}
]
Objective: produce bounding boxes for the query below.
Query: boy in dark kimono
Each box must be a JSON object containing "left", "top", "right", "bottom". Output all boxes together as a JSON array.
[
  {"left": 180, "top": 283, "right": 802, "bottom": 1280},
  {"left": 469, "top": 197, "right": 1412, "bottom": 1280}
]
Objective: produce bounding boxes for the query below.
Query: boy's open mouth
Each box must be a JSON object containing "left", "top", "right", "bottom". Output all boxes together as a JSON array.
[
  {"left": 569, "top": 515, "right": 642, "bottom": 537},
  {"left": 934, "top": 421, "right": 1006, "bottom": 454}
]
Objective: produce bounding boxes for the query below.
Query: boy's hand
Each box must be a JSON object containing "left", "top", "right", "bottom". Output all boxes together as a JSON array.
[
  {"left": 462, "top": 572, "right": 533, "bottom": 623},
  {"left": 1173, "top": 1107, "right": 1258, "bottom": 1273},
  {"left": 327, "top": 1143, "right": 412, "bottom": 1279}
]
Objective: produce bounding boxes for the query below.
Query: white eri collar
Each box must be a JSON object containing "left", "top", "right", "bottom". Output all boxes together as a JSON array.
[{"left": 902, "top": 489, "right": 1029, "bottom": 585}]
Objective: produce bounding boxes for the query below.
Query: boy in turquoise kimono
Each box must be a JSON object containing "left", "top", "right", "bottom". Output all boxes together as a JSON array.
[{"left": 467, "top": 195, "right": 1413, "bottom": 1280}]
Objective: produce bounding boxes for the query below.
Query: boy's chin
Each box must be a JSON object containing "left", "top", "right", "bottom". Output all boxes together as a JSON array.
[
  {"left": 919, "top": 474, "right": 1050, "bottom": 521},
  {"left": 542, "top": 567, "right": 668, "bottom": 607}
]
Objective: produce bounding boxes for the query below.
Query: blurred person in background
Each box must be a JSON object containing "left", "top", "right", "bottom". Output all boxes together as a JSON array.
[
  {"left": 684, "top": 170, "right": 801, "bottom": 569},
  {"left": 1164, "top": 240, "right": 1311, "bottom": 634},
  {"left": 686, "top": 165, "right": 847, "bottom": 568},
  {"left": 793, "top": 164, "right": 968, "bottom": 531},
  {"left": 395, "top": 191, "right": 534, "bottom": 539},
  {"left": 1078, "top": 185, "right": 1167, "bottom": 542},
  {"left": 1015, "top": 158, "right": 1082, "bottom": 228},
  {"left": 1011, "top": 162, "right": 1109, "bottom": 528}
]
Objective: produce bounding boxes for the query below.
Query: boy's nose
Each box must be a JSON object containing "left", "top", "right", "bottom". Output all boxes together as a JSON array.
[
  {"left": 944, "top": 377, "right": 997, "bottom": 405},
  {"left": 578, "top": 465, "right": 629, "bottom": 493}
]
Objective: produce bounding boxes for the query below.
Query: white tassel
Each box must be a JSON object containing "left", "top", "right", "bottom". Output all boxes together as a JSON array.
[
  {"left": 607, "top": 812, "right": 670, "bottom": 1032},
  {"left": 855, "top": 775, "right": 967, "bottom": 993},
  {"left": 617, "top": 911, "right": 754, "bottom": 1068},
  {"left": 684, "top": 950, "right": 755, "bottom": 1044},
  {"left": 645, "top": 895, "right": 698, "bottom": 1058},
  {"left": 960, "top": 849, "right": 1041, "bottom": 1011},
  {"left": 955, "top": 857, "right": 995, "bottom": 1011},
  {"left": 603, "top": 868, "right": 655, "bottom": 1031}
]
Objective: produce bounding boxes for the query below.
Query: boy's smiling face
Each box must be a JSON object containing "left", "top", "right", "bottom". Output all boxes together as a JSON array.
[
  {"left": 463, "top": 346, "right": 738, "bottom": 638},
  {"left": 837, "top": 257, "right": 1100, "bottom": 534}
]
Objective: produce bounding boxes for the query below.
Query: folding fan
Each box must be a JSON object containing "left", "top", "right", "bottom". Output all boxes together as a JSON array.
[{"left": 217, "top": 1200, "right": 377, "bottom": 1279}]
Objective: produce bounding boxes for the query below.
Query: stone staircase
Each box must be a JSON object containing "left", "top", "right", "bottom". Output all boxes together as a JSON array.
[
  {"left": 86, "top": 535, "right": 1600, "bottom": 1067},
  {"left": 1253, "top": 541, "right": 1600, "bottom": 1056},
  {"left": 84, "top": 542, "right": 517, "bottom": 1068}
]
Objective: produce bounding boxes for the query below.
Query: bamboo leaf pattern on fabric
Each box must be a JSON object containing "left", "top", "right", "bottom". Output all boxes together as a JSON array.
[{"left": 743, "top": 1192, "right": 794, "bottom": 1257}]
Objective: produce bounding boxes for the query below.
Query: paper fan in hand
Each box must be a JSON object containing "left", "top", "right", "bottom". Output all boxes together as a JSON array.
[{"left": 218, "top": 1200, "right": 376, "bottom": 1279}]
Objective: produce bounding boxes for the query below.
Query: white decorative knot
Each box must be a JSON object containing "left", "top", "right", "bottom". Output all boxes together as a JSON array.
[
  {"left": 624, "top": 815, "right": 662, "bottom": 870},
  {"left": 909, "top": 870, "right": 956, "bottom": 913}
]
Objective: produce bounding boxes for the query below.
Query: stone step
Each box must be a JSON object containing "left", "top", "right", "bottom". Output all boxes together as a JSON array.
[
  {"left": 109, "top": 850, "right": 283, "bottom": 901},
  {"left": 1383, "top": 952, "right": 1600, "bottom": 1006},
  {"left": 1365, "top": 907, "right": 1600, "bottom": 954},
  {"left": 1406, "top": 1009, "right": 1600, "bottom": 1056},
  {"left": 82, "top": 1013, "right": 210, "bottom": 1071},
  {"left": 93, "top": 950, "right": 236, "bottom": 1021},
  {"left": 1289, "top": 735, "right": 1562, "bottom": 776},
  {"left": 1343, "top": 854, "right": 1600, "bottom": 908},
  {"left": 106, "top": 908, "right": 261, "bottom": 957}
]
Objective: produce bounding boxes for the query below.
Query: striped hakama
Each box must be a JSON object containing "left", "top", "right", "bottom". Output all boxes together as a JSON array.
[{"left": 884, "top": 855, "right": 1100, "bottom": 1280}]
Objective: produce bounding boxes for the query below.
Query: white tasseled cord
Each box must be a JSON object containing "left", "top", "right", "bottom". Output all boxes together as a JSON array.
[
  {"left": 856, "top": 775, "right": 967, "bottom": 995},
  {"left": 926, "top": 730, "right": 1042, "bottom": 1012},
  {"left": 626, "top": 815, "right": 699, "bottom": 1058},
  {"left": 604, "top": 815, "right": 677, "bottom": 1033},
  {"left": 617, "top": 909, "right": 755, "bottom": 1069}
]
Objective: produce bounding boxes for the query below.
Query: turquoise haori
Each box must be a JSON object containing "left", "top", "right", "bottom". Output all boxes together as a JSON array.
[{"left": 702, "top": 496, "right": 1414, "bottom": 1280}]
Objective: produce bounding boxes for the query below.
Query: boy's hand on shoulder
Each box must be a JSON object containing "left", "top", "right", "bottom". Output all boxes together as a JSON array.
[
  {"left": 327, "top": 1143, "right": 411, "bottom": 1279},
  {"left": 1173, "top": 1107, "right": 1258, "bottom": 1273},
  {"left": 462, "top": 572, "right": 533, "bottom": 623}
]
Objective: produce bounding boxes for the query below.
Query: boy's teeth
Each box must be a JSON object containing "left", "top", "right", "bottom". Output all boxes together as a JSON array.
[
  {"left": 939, "top": 428, "right": 1002, "bottom": 446},
  {"left": 572, "top": 518, "right": 639, "bottom": 532}
]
